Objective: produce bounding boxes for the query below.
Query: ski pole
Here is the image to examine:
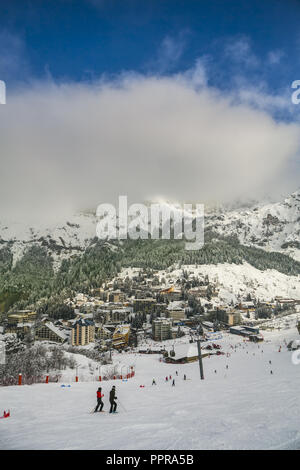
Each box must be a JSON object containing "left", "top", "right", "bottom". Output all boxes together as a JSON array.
[{"left": 118, "top": 399, "right": 127, "bottom": 412}]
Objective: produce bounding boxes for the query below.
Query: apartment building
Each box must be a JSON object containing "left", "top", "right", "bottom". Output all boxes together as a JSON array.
[
  {"left": 35, "top": 322, "right": 68, "bottom": 343},
  {"left": 152, "top": 318, "right": 172, "bottom": 341},
  {"left": 112, "top": 324, "right": 130, "bottom": 349},
  {"left": 71, "top": 318, "right": 95, "bottom": 346}
]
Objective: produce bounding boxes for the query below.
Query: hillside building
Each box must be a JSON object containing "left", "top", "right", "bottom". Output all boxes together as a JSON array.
[
  {"left": 152, "top": 318, "right": 172, "bottom": 341},
  {"left": 35, "top": 322, "right": 68, "bottom": 344},
  {"left": 71, "top": 318, "right": 95, "bottom": 346},
  {"left": 112, "top": 324, "right": 130, "bottom": 349}
]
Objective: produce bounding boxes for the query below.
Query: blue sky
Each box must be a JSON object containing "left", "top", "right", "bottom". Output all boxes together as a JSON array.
[
  {"left": 1, "top": 0, "right": 299, "bottom": 94},
  {"left": 1, "top": 1, "right": 300, "bottom": 216}
]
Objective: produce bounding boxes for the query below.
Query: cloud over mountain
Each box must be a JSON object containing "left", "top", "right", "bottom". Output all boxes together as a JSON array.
[{"left": 0, "top": 62, "right": 299, "bottom": 220}]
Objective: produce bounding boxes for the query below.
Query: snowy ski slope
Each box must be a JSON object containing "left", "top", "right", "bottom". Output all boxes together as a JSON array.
[{"left": 1, "top": 327, "right": 300, "bottom": 450}]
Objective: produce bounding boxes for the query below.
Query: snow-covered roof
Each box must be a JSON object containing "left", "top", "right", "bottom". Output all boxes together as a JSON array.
[
  {"left": 72, "top": 318, "right": 94, "bottom": 328},
  {"left": 113, "top": 340, "right": 127, "bottom": 346},
  {"left": 167, "top": 301, "right": 186, "bottom": 311},
  {"left": 167, "top": 343, "right": 199, "bottom": 360},
  {"left": 114, "top": 325, "right": 130, "bottom": 335},
  {"left": 17, "top": 322, "right": 34, "bottom": 328},
  {"left": 44, "top": 322, "right": 68, "bottom": 341}
]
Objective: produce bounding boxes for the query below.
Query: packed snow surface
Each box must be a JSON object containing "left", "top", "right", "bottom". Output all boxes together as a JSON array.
[{"left": 1, "top": 326, "right": 300, "bottom": 450}]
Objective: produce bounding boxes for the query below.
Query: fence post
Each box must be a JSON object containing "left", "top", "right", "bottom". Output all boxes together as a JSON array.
[
  {"left": 99, "top": 376, "right": 102, "bottom": 382},
  {"left": 45, "top": 375, "right": 49, "bottom": 384},
  {"left": 18, "top": 373, "right": 22, "bottom": 386},
  {"left": 75, "top": 375, "right": 78, "bottom": 383},
  {"left": 113, "top": 375, "right": 116, "bottom": 380}
]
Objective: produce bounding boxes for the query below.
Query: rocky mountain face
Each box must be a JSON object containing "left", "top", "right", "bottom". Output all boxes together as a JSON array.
[
  {"left": 205, "top": 190, "right": 300, "bottom": 261},
  {"left": 0, "top": 190, "right": 299, "bottom": 267}
]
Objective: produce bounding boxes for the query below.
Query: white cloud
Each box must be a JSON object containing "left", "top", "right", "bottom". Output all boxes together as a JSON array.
[
  {"left": 237, "top": 87, "right": 290, "bottom": 111},
  {"left": 224, "top": 37, "right": 259, "bottom": 68},
  {"left": 149, "top": 33, "right": 189, "bottom": 73},
  {"left": 0, "top": 30, "right": 30, "bottom": 83},
  {"left": 267, "top": 49, "right": 285, "bottom": 65},
  {"left": 0, "top": 71, "right": 299, "bottom": 221},
  {"left": 180, "top": 57, "right": 208, "bottom": 88}
]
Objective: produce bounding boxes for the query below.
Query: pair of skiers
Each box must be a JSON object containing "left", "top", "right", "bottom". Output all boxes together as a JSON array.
[{"left": 94, "top": 385, "right": 118, "bottom": 413}]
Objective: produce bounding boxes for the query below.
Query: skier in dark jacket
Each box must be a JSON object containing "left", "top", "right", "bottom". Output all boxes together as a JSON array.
[
  {"left": 109, "top": 385, "right": 117, "bottom": 413},
  {"left": 94, "top": 387, "right": 104, "bottom": 412}
]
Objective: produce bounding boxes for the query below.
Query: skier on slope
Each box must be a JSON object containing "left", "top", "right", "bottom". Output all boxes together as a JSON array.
[
  {"left": 172, "top": 379, "right": 175, "bottom": 386},
  {"left": 94, "top": 387, "right": 104, "bottom": 413},
  {"left": 109, "top": 385, "right": 118, "bottom": 413},
  {"left": 152, "top": 379, "right": 156, "bottom": 385}
]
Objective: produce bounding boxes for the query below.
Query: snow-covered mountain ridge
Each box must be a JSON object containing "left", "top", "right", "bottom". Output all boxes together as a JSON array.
[
  {"left": 206, "top": 190, "right": 300, "bottom": 261},
  {"left": 0, "top": 190, "right": 299, "bottom": 267}
]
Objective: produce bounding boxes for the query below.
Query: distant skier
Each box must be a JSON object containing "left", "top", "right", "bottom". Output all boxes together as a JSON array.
[
  {"left": 175, "top": 371, "right": 178, "bottom": 376},
  {"left": 172, "top": 379, "right": 175, "bottom": 386},
  {"left": 94, "top": 387, "right": 104, "bottom": 413},
  {"left": 152, "top": 379, "right": 156, "bottom": 385},
  {"left": 109, "top": 385, "right": 117, "bottom": 413},
  {"left": 183, "top": 374, "right": 186, "bottom": 381},
  {"left": 165, "top": 376, "right": 168, "bottom": 382},
  {"left": 169, "top": 375, "right": 172, "bottom": 380}
]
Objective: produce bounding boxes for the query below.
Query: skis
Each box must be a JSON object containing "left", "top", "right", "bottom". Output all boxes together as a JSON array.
[{"left": 89, "top": 405, "right": 119, "bottom": 414}]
